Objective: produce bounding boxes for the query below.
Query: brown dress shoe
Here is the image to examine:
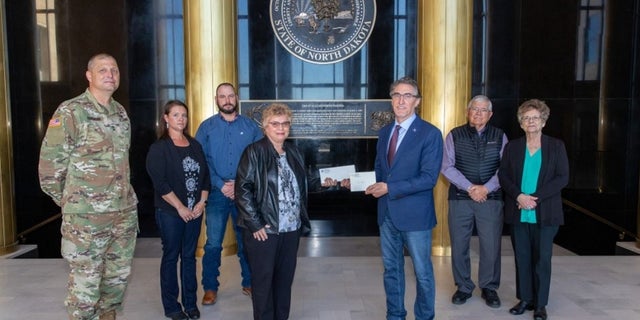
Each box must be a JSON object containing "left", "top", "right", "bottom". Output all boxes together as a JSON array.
[
  {"left": 242, "top": 287, "right": 252, "bottom": 297},
  {"left": 99, "top": 310, "right": 116, "bottom": 320},
  {"left": 202, "top": 290, "right": 217, "bottom": 305}
]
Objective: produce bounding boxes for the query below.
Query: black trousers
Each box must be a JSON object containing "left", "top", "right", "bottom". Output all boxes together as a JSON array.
[
  {"left": 510, "top": 223, "right": 559, "bottom": 307},
  {"left": 243, "top": 229, "right": 301, "bottom": 320}
]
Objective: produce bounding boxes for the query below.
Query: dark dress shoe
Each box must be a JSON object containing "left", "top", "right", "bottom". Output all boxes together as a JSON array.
[
  {"left": 186, "top": 309, "right": 200, "bottom": 319},
  {"left": 509, "top": 300, "right": 534, "bottom": 315},
  {"left": 533, "top": 307, "right": 547, "bottom": 320},
  {"left": 451, "top": 290, "right": 472, "bottom": 305},
  {"left": 481, "top": 288, "right": 501, "bottom": 308},
  {"left": 166, "top": 311, "right": 188, "bottom": 320}
]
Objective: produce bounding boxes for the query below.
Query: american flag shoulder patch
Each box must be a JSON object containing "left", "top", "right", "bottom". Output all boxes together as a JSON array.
[{"left": 48, "top": 117, "right": 62, "bottom": 128}]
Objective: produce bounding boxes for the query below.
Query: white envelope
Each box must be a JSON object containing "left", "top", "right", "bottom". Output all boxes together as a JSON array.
[
  {"left": 349, "top": 171, "right": 376, "bottom": 192},
  {"left": 319, "top": 165, "right": 356, "bottom": 182}
]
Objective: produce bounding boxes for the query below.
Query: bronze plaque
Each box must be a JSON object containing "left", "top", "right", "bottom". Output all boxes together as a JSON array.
[{"left": 240, "top": 100, "right": 393, "bottom": 138}]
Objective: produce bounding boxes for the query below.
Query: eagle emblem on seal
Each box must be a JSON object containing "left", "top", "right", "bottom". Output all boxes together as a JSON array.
[{"left": 270, "top": 0, "right": 376, "bottom": 64}]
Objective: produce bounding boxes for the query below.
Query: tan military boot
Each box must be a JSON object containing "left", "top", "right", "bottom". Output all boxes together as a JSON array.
[{"left": 99, "top": 310, "right": 116, "bottom": 320}]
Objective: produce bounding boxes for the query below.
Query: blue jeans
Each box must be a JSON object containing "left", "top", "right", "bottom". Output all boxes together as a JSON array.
[
  {"left": 380, "top": 214, "right": 435, "bottom": 320},
  {"left": 155, "top": 208, "right": 202, "bottom": 316},
  {"left": 202, "top": 189, "right": 251, "bottom": 291}
]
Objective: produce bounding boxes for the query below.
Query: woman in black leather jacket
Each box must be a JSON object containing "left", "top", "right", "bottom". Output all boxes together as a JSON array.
[{"left": 235, "top": 103, "right": 310, "bottom": 320}]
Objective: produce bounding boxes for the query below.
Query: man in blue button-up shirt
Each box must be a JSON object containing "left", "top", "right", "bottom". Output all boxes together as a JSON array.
[{"left": 195, "top": 83, "right": 263, "bottom": 306}]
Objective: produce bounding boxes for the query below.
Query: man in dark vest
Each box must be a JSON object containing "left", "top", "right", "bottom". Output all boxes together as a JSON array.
[{"left": 441, "top": 95, "right": 508, "bottom": 308}]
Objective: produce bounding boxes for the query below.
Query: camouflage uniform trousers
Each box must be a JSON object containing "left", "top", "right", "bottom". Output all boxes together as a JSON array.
[{"left": 61, "top": 206, "right": 138, "bottom": 320}]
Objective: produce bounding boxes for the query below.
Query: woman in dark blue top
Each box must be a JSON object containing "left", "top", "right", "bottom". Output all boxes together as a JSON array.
[{"left": 146, "top": 100, "right": 211, "bottom": 320}]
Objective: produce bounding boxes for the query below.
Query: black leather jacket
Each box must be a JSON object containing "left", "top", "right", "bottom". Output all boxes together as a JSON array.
[{"left": 235, "top": 137, "right": 310, "bottom": 234}]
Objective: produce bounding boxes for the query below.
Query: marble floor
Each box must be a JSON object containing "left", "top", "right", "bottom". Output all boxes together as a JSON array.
[{"left": 1, "top": 237, "right": 639, "bottom": 320}]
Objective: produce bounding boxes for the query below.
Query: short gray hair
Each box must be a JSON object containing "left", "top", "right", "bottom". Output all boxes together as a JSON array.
[{"left": 467, "top": 95, "right": 492, "bottom": 111}]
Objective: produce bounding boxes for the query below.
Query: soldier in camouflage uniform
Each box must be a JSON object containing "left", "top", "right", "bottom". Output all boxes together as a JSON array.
[{"left": 38, "top": 53, "right": 138, "bottom": 320}]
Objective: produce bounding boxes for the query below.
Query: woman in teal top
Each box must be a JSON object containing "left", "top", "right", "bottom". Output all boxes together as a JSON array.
[
  {"left": 520, "top": 148, "right": 542, "bottom": 223},
  {"left": 498, "top": 99, "right": 569, "bottom": 320}
]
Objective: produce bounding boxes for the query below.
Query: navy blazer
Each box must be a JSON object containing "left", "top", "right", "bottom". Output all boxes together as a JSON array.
[
  {"left": 374, "top": 116, "right": 443, "bottom": 231},
  {"left": 498, "top": 134, "right": 569, "bottom": 226}
]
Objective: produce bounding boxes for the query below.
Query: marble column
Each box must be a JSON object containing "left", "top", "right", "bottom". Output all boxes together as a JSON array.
[
  {"left": 0, "top": 3, "right": 17, "bottom": 255},
  {"left": 417, "top": 0, "right": 473, "bottom": 256},
  {"left": 183, "top": 0, "right": 239, "bottom": 257}
]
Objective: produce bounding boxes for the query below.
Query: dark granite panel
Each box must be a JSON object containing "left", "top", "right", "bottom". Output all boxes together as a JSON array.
[
  {"left": 365, "top": 0, "right": 396, "bottom": 99},
  {"left": 568, "top": 99, "right": 599, "bottom": 189},
  {"left": 603, "top": 1, "right": 634, "bottom": 98},
  {"left": 518, "top": 0, "right": 578, "bottom": 99},
  {"left": 248, "top": 0, "right": 278, "bottom": 99},
  {"left": 485, "top": 0, "right": 518, "bottom": 99}
]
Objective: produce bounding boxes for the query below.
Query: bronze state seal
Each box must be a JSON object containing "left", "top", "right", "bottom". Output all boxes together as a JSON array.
[{"left": 270, "top": 0, "right": 376, "bottom": 64}]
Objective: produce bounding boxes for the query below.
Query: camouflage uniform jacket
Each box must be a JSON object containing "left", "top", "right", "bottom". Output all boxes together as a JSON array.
[{"left": 39, "top": 89, "right": 138, "bottom": 213}]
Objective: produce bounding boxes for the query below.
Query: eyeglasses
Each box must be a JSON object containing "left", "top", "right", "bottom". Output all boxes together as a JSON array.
[
  {"left": 521, "top": 116, "right": 542, "bottom": 122},
  {"left": 469, "top": 107, "right": 491, "bottom": 114},
  {"left": 390, "top": 92, "right": 419, "bottom": 100},
  {"left": 268, "top": 121, "right": 291, "bottom": 128}
]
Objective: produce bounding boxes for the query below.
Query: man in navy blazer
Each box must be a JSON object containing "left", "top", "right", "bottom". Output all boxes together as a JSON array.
[{"left": 365, "top": 77, "right": 443, "bottom": 320}]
